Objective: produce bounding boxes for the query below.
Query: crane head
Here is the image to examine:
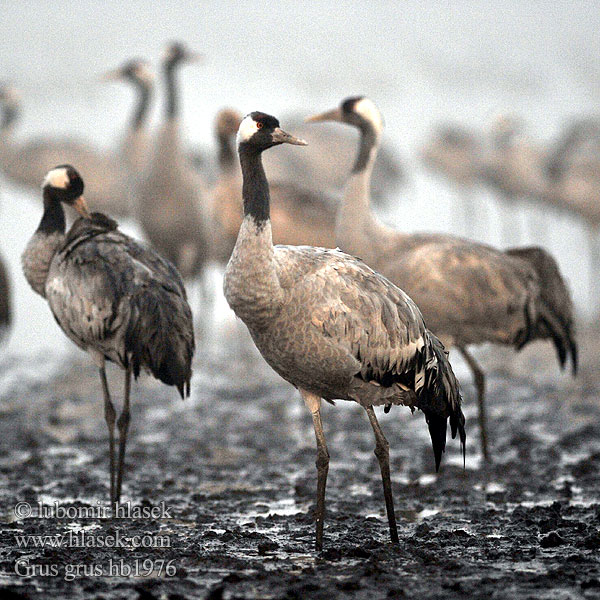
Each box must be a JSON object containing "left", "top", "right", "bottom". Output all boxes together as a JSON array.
[
  {"left": 42, "top": 165, "right": 90, "bottom": 218},
  {"left": 237, "top": 112, "right": 308, "bottom": 153}
]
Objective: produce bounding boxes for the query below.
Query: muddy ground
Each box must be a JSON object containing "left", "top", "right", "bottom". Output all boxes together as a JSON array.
[{"left": 0, "top": 322, "right": 599, "bottom": 599}]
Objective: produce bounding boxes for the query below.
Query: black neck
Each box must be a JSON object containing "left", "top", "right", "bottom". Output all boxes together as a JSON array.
[
  {"left": 1, "top": 104, "right": 18, "bottom": 131},
  {"left": 164, "top": 62, "right": 178, "bottom": 119},
  {"left": 218, "top": 132, "right": 237, "bottom": 173},
  {"left": 38, "top": 189, "right": 66, "bottom": 235},
  {"left": 352, "top": 123, "right": 378, "bottom": 173},
  {"left": 239, "top": 145, "right": 270, "bottom": 225},
  {"left": 131, "top": 82, "right": 151, "bottom": 130}
]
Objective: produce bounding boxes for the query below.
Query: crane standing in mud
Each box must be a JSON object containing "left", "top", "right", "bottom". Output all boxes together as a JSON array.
[
  {"left": 307, "top": 96, "right": 578, "bottom": 461},
  {"left": 22, "top": 165, "right": 194, "bottom": 504},
  {"left": 223, "top": 111, "right": 466, "bottom": 550}
]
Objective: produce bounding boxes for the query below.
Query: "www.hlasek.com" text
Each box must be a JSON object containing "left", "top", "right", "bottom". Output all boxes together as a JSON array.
[{"left": 15, "top": 530, "right": 170, "bottom": 549}]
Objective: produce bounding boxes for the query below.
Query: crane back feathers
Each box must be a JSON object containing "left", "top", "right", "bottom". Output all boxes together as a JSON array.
[
  {"left": 46, "top": 213, "right": 194, "bottom": 397},
  {"left": 225, "top": 242, "right": 465, "bottom": 468},
  {"left": 362, "top": 234, "right": 576, "bottom": 369}
]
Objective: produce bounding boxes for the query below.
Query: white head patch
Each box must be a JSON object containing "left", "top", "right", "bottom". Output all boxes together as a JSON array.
[
  {"left": 354, "top": 98, "right": 383, "bottom": 133},
  {"left": 3, "top": 85, "right": 20, "bottom": 105},
  {"left": 237, "top": 114, "right": 259, "bottom": 145},
  {"left": 43, "top": 167, "right": 69, "bottom": 190}
]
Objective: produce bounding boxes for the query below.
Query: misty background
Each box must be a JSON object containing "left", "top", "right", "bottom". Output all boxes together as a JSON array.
[{"left": 1, "top": 0, "right": 598, "bottom": 364}]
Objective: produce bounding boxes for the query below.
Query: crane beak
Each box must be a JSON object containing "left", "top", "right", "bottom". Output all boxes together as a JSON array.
[
  {"left": 271, "top": 128, "right": 308, "bottom": 146},
  {"left": 73, "top": 196, "right": 91, "bottom": 219},
  {"left": 185, "top": 51, "right": 203, "bottom": 64},
  {"left": 99, "top": 68, "right": 122, "bottom": 82},
  {"left": 305, "top": 107, "right": 343, "bottom": 123}
]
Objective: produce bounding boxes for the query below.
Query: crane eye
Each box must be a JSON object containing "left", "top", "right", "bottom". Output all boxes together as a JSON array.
[{"left": 256, "top": 122, "right": 263, "bottom": 129}]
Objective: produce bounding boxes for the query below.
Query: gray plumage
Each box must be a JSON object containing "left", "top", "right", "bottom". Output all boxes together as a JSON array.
[
  {"left": 0, "top": 84, "right": 131, "bottom": 218},
  {"left": 542, "top": 117, "right": 600, "bottom": 228},
  {"left": 481, "top": 115, "right": 553, "bottom": 226},
  {"left": 136, "top": 42, "right": 209, "bottom": 280},
  {"left": 228, "top": 238, "right": 462, "bottom": 419},
  {"left": 22, "top": 165, "right": 194, "bottom": 502},
  {"left": 223, "top": 112, "right": 465, "bottom": 549},
  {"left": 420, "top": 123, "right": 482, "bottom": 187},
  {"left": 541, "top": 122, "right": 600, "bottom": 310},
  {"left": 48, "top": 215, "right": 193, "bottom": 394},
  {"left": 546, "top": 117, "right": 600, "bottom": 183},
  {"left": 309, "top": 97, "right": 577, "bottom": 460}
]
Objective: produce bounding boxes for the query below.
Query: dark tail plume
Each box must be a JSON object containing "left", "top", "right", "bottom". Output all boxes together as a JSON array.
[
  {"left": 419, "top": 333, "right": 466, "bottom": 471},
  {"left": 125, "top": 287, "right": 194, "bottom": 398},
  {"left": 506, "top": 246, "right": 577, "bottom": 375}
]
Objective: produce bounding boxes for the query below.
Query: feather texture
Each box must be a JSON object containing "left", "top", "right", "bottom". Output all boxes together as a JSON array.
[
  {"left": 226, "top": 239, "right": 466, "bottom": 463},
  {"left": 46, "top": 213, "right": 194, "bottom": 396}
]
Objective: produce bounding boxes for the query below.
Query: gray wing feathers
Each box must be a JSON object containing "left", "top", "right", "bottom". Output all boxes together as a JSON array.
[
  {"left": 300, "top": 249, "right": 428, "bottom": 388},
  {"left": 505, "top": 246, "right": 577, "bottom": 374},
  {"left": 381, "top": 236, "right": 539, "bottom": 346},
  {"left": 282, "top": 247, "right": 465, "bottom": 462},
  {"left": 296, "top": 248, "right": 465, "bottom": 468},
  {"left": 47, "top": 216, "right": 194, "bottom": 396}
]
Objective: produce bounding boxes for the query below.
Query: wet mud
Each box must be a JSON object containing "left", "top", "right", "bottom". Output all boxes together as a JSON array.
[{"left": 0, "top": 324, "right": 599, "bottom": 599}]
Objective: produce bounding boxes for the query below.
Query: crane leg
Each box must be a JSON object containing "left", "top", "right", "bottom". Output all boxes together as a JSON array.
[
  {"left": 458, "top": 346, "right": 490, "bottom": 461},
  {"left": 116, "top": 365, "right": 132, "bottom": 502},
  {"left": 459, "top": 186, "right": 477, "bottom": 239},
  {"left": 365, "top": 406, "right": 399, "bottom": 544},
  {"left": 99, "top": 366, "right": 117, "bottom": 504},
  {"left": 588, "top": 225, "right": 600, "bottom": 317},
  {"left": 301, "top": 390, "right": 329, "bottom": 551}
]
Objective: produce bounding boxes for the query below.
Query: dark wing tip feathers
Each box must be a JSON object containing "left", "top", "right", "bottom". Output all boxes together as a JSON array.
[
  {"left": 420, "top": 334, "right": 466, "bottom": 471},
  {"left": 570, "top": 340, "right": 578, "bottom": 376},
  {"left": 425, "top": 412, "right": 447, "bottom": 472},
  {"left": 506, "top": 245, "right": 577, "bottom": 379},
  {"left": 124, "top": 274, "right": 194, "bottom": 399},
  {"left": 542, "top": 313, "right": 578, "bottom": 377}
]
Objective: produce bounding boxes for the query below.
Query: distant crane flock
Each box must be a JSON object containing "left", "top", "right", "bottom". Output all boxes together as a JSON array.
[{"left": 0, "top": 40, "right": 592, "bottom": 548}]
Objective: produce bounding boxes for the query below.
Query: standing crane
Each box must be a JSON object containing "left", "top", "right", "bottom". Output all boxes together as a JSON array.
[
  {"left": 22, "top": 165, "right": 194, "bottom": 503},
  {"left": 223, "top": 112, "right": 465, "bottom": 549},
  {"left": 420, "top": 122, "right": 482, "bottom": 238},
  {"left": 136, "top": 42, "right": 210, "bottom": 282},
  {"left": 101, "top": 58, "right": 154, "bottom": 179},
  {"left": 307, "top": 97, "right": 577, "bottom": 461}
]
